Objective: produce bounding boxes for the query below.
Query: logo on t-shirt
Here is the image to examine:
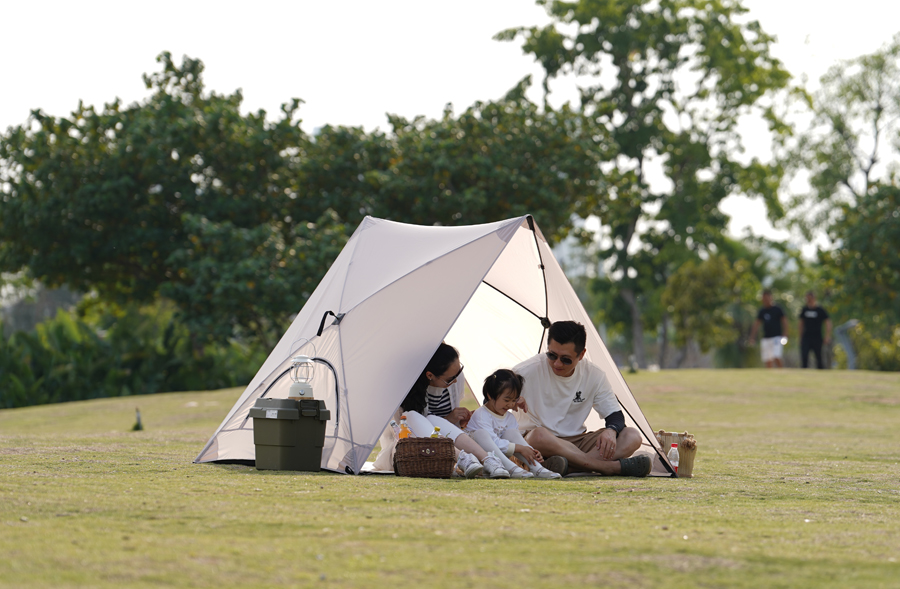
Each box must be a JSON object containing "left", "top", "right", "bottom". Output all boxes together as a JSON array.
[{"left": 573, "top": 391, "right": 584, "bottom": 403}]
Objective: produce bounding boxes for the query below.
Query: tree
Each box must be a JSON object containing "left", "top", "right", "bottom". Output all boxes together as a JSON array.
[
  {"left": 819, "top": 184, "right": 900, "bottom": 330},
  {"left": 790, "top": 34, "right": 900, "bottom": 334},
  {"left": 661, "top": 255, "right": 736, "bottom": 363},
  {"left": 661, "top": 251, "right": 765, "bottom": 366},
  {"left": 498, "top": 0, "right": 791, "bottom": 366},
  {"left": 0, "top": 52, "right": 340, "bottom": 346},
  {"left": 790, "top": 34, "right": 900, "bottom": 237},
  {"left": 1, "top": 57, "right": 609, "bottom": 350},
  {"left": 299, "top": 77, "right": 611, "bottom": 242}
]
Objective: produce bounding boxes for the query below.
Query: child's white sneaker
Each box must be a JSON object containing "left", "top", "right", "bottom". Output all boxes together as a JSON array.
[
  {"left": 531, "top": 465, "right": 563, "bottom": 479},
  {"left": 457, "top": 450, "right": 484, "bottom": 479},
  {"left": 482, "top": 452, "right": 510, "bottom": 479},
  {"left": 509, "top": 466, "right": 535, "bottom": 479}
]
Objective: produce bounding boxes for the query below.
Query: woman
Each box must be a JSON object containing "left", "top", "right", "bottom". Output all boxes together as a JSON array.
[{"left": 374, "top": 343, "right": 510, "bottom": 478}]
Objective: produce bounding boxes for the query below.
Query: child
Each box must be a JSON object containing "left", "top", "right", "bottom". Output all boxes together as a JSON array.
[{"left": 466, "top": 369, "right": 562, "bottom": 479}]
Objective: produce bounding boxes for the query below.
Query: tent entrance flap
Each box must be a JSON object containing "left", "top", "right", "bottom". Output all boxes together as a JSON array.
[{"left": 195, "top": 215, "right": 666, "bottom": 475}]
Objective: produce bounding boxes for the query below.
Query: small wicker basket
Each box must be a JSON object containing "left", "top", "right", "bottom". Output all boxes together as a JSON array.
[
  {"left": 393, "top": 437, "right": 455, "bottom": 478},
  {"left": 656, "top": 430, "right": 698, "bottom": 478}
]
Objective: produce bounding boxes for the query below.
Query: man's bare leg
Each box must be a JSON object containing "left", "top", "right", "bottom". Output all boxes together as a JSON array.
[{"left": 525, "top": 427, "right": 642, "bottom": 475}]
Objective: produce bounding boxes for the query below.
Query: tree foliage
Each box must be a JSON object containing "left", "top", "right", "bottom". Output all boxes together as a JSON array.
[
  {"left": 0, "top": 301, "right": 262, "bottom": 409},
  {"left": 834, "top": 323, "right": 900, "bottom": 372},
  {"left": 790, "top": 34, "right": 900, "bottom": 235},
  {"left": 819, "top": 185, "right": 900, "bottom": 331},
  {"left": 790, "top": 35, "right": 900, "bottom": 337},
  {"left": 0, "top": 52, "right": 607, "bottom": 378},
  {"left": 661, "top": 253, "right": 760, "bottom": 357},
  {"left": 499, "top": 0, "right": 791, "bottom": 365},
  {"left": 0, "top": 52, "right": 324, "bottom": 346},
  {"left": 299, "top": 77, "right": 610, "bottom": 242}
]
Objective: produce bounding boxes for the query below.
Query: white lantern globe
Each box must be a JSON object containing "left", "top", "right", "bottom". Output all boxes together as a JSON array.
[{"left": 288, "top": 354, "right": 315, "bottom": 400}]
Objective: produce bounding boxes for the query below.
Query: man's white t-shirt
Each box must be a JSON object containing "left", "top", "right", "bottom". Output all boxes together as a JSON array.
[{"left": 513, "top": 353, "right": 621, "bottom": 437}]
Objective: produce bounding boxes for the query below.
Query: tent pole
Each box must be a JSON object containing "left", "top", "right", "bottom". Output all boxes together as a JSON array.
[{"left": 526, "top": 215, "right": 551, "bottom": 354}]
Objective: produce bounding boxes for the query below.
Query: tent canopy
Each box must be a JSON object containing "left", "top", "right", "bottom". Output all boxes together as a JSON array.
[{"left": 195, "top": 215, "right": 671, "bottom": 476}]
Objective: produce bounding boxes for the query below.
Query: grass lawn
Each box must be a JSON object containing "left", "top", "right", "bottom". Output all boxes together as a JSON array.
[{"left": 2, "top": 368, "right": 899, "bottom": 588}]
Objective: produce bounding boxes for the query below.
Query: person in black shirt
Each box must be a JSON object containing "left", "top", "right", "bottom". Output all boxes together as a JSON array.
[
  {"left": 748, "top": 289, "right": 789, "bottom": 368},
  {"left": 798, "top": 290, "right": 832, "bottom": 369}
]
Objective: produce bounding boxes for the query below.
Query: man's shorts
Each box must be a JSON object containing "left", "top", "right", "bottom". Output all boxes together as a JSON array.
[
  {"left": 761, "top": 336, "right": 784, "bottom": 362},
  {"left": 525, "top": 428, "right": 605, "bottom": 454}
]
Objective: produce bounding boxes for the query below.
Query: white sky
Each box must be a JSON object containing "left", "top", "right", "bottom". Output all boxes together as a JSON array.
[{"left": 2, "top": 0, "right": 899, "bottom": 248}]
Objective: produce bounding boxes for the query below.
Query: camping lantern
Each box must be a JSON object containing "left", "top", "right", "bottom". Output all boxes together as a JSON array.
[
  {"left": 250, "top": 348, "right": 330, "bottom": 472},
  {"left": 288, "top": 355, "right": 315, "bottom": 400}
]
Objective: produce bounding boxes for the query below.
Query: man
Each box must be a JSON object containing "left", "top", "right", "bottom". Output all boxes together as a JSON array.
[
  {"left": 798, "top": 290, "right": 832, "bottom": 369},
  {"left": 748, "top": 289, "right": 789, "bottom": 368},
  {"left": 512, "top": 320, "right": 652, "bottom": 477}
]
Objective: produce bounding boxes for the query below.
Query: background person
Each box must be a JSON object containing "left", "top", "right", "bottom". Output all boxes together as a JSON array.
[
  {"left": 512, "top": 321, "right": 652, "bottom": 478},
  {"left": 798, "top": 291, "right": 832, "bottom": 369},
  {"left": 748, "top": 289, "right": 789, "bottom": 368}
]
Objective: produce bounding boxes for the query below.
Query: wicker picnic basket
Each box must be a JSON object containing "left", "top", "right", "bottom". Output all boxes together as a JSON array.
[
  {"left": 656, "top": 430, "right": 698, "bottom": 478},
  {"left": 393, "top": 437, "right": 456, "bottom": 478}
]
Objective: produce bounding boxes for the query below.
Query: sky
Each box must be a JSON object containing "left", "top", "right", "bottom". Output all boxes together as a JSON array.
[{"left": 2, "top": 0, "right": 899, "bottom": 249}]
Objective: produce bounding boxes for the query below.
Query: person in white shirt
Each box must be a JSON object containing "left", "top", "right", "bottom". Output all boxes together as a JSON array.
[
  {"left": 514, "top": 321, "right": 652, "bottom": 477},
  {"left": 372, "top": 343, "right": 509, "bottom": 478},
  {"left": 465, "top": 369, "right": 562, "bottom": 479}
]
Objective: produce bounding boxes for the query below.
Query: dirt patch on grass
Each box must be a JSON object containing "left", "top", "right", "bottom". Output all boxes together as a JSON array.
[
  {"left": 0, "top": 445, "right": 41, "bottom": 456},
  {"left": 850, "top": 395, "right": 900, "bottom": 406},
  {"left": 654, "top": 553, "right": 744, "bottom": 572}
]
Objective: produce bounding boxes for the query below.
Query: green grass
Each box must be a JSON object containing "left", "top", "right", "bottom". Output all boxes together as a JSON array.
[{"left": 2, "top": 369, "right": 899, "bottom": 588}]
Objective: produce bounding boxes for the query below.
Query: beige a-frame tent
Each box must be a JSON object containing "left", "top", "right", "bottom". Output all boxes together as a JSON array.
[{"left": 195, "top": 215, "right": 673, "bottom": 476}]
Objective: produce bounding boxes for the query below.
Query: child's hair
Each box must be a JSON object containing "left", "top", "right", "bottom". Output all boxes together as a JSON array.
[{"left": 482, "top": 368, "right": 525, "bottom": 404}]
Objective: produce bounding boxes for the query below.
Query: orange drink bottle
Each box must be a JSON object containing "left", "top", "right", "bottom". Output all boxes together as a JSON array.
[{"left": 399, "top": 417, "right": 412, "bottom": 439}]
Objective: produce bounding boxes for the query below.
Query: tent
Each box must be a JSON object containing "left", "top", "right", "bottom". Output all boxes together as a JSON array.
[{"left": 195, "top": 215, "right": 673, "bottom": 476}]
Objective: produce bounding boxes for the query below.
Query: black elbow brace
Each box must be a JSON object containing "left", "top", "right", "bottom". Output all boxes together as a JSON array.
[{"left": 604, "top": 411, "right": 626, "bottom": 435}]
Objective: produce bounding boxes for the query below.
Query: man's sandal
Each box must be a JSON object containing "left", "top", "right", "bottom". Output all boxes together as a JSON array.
[
  {"left": 543, "top": 455, "right": 569, "bottom": 477},
  {"left": 619, "top": 455, "right": 652, "bottom": 477}
]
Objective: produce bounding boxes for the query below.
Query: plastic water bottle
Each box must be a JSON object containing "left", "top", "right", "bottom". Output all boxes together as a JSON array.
[
  {"left": 389, "top": 419, "right": 401, "bottom": 440},
  {"left": 430, "top": 426, "right": 441, "bottom": 438},
  {"left": 668, "top": 443, "right": 679, "bottom": 474},
  {"left": 399, "top": 417, "right": 413, "bottom": 439}
]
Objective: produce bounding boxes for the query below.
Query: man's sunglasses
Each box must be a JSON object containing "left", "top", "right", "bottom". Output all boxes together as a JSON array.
[{"left": 545, "top": 351, "right": 574, "bottom": 365}]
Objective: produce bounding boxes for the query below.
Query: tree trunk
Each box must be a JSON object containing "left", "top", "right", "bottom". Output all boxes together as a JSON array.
[
  {"left": 658, "top": 313, "right": 669, "bottom": 369},
  {"left": 734, "top": 301, "right": 749, "bottom": 368},
  {"left": 620, "top": 288, "right": 646, "bottom": 368},
  {"left": 674, "top": 343, "right": 688, "bottom": 368}
]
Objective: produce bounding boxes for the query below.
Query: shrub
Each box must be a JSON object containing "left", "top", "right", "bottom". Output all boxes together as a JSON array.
[
  {"left": 833, "top": 323, "right": 900, "bottom": 372},
  {"left": 0, "top": 302, "right": 265, "bottom": 408}
]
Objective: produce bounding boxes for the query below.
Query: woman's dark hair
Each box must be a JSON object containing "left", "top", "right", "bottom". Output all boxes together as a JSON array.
[
  {"left": 548, "top": 320, "right": 586, "bottom": 354},
  {"left": 482, "top": 369, "right": 525, "bottom": 404},
  {"left": 400, "top": 343, "right": 459, "bottom": 413}
]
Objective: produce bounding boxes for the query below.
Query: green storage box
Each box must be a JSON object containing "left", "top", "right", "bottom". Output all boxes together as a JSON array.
[{"left": 249, "top": 398, "right": 330, "bottom": 471}]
